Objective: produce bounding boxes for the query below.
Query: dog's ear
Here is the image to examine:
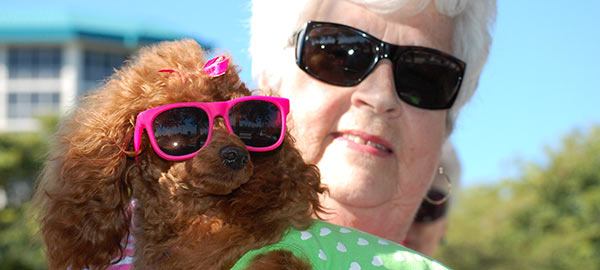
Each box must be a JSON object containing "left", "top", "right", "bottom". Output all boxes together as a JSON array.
[
  {"left": 249, "top": 133, "right": 327, "bottom": 231},
  {"left": 32, "top": 88, "right": 135, "bottom": 269},
  {"left": 280, "top": 135, "right": 328, "bottom": 225}
]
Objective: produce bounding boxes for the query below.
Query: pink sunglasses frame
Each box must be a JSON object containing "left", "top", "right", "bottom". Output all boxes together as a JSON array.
[{"left": 133, "top": 96, "right": 290, "bottom": 161}]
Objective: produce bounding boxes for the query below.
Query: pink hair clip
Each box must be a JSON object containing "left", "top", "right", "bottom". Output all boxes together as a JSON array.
[{"left": 202, "top": 56, "right": 229, "bottom": 77}]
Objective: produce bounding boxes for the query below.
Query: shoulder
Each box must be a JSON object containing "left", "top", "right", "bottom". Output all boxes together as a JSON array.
[
  {"left": 305, "top": 220, "right": 452, "bottom": 269},
  {"left": 234, "top": 220, "right": 452, "bottom": 270}
]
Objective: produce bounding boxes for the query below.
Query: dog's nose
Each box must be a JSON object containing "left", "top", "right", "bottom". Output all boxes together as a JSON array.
[{"left": 220, "top": 145, "right": 249, "bottom": 171}]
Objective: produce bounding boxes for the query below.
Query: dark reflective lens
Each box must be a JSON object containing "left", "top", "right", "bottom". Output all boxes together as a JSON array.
[
  {"left": 296, "top": 21, "right": 465, "bottom": 110},
  {"left": 414, "top": 189, "right": 448, "bottom": 223},
  {"left": 301, "top": 25, "right": 376, "bottom": 85},
  {"left": 229, "top": 101, "right": 282, "bottom": 148},
  {"left": 153, "top": 107, "right": 209, "bottom": 156},
  {"left": 395, "top": 50, "right": 462, "bottom": 109}
]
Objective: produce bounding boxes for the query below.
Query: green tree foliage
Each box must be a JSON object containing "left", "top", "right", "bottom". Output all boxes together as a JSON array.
[
  {"left": 0, "top": 132, "right": 46, "bottom": 189},
  {"left": 0, "top": 203, "right": 46, "bottom": 270},
  {"left": 437, "top": 125, "right": 600, "bottom": 269},
  {"left": 0, "top": 115, "right": 57, "bottom": 188},
  {"left": 0, "top": 116, "right": 57, "bottom": 269}
]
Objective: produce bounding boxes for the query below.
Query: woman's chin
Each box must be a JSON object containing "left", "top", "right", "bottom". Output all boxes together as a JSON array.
[{"left": 319, "top": 169, "right": 398, "bottom": 208}]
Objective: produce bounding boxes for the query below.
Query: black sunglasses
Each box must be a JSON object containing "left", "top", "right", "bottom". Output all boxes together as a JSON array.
[
  {"left": 414, "top": 189, "right": 448, "bottom": 223},
  {"left": 294, "top": 21, "right": 466, "bottom": 110}
]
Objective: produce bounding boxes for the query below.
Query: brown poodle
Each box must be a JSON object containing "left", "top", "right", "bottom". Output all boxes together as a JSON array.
[{"left": 33, "top": 39, "right": 325, "bottom": 269}]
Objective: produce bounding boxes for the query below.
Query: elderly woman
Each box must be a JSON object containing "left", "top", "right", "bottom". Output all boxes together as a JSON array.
[
  {"left": 250, "top": 0, "right": 495, "bottom": 243},
  {"left": 85, "top": 0, "right": 495, "bottom": 268}
]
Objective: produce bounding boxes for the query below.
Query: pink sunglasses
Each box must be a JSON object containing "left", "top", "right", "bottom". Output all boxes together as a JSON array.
[{"left": 133, "top": 96, "right": 290, "bottom": 161}]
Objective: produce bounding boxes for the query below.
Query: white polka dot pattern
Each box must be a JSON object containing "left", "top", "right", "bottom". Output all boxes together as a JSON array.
[
  {"left": 292, "top": 220, "right": 451, "bottom": 269},
  {"left": 357, "top": 238, "right": 369, "bottom": 246},
  {"left": 318, "top": 249, "right": 327, "bottom": 261},
  {"left": 372, "top": 255, "right": 384, "bottom": 266},
  {"left": 300, "top": 231, "right": 312, "bottom": 240}
]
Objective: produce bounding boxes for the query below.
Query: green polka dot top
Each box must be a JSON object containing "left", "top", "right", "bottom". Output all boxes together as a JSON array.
[{"left": 231, "top": 219, "right": 451, "bottom": 270}]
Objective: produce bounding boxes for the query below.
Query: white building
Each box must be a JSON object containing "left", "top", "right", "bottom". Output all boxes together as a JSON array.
[{"left": 0, "top": 11, "right": 209, "bottom": 132}]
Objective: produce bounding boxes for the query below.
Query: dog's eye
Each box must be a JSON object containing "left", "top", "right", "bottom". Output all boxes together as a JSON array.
[{"left": 153, "top": 107, "right": 209, "bottom": 156}]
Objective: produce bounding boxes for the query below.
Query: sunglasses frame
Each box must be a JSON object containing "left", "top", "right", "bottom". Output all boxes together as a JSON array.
[
  {"left": 133, "top": 96, "right": 290, "bottom": 161},
  {"left": 294, "top": 20, "right": 467, "bottom": 110}
]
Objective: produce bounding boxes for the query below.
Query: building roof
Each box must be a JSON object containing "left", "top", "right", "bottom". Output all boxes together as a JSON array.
[{"left": 0, "top": 10, "right": 212, "bottom": 49}]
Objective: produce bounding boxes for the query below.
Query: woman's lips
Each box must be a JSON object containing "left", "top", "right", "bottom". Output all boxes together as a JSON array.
[{"left": 333, "top": 131, "right": 394, "bottom": 156}]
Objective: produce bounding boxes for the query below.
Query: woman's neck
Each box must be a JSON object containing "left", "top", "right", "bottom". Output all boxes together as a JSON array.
[{"left": 316, "top": 194, "right": 415, "bottom": 243}]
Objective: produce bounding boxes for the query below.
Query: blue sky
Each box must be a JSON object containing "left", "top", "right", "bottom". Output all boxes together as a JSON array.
[{"left": 5, "top": 0, "right": 600, "bottom": 187}]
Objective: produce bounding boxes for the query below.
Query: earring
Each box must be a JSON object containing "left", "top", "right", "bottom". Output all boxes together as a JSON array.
[{"left": 424, "top": 167, "right": 452, "bottom": 206}]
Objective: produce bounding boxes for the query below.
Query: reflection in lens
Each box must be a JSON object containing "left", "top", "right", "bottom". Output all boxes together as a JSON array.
[
  {"left": 302, "top": 25, "right": 376, "bottom": 86},
  {"left": 153, "top": 107, "right": 209, "bottom": 156},
  {"left": 229, "top": 101, "right": 282, "bottom": 148},
  {"left": 395, "top": 50, "right": 461, "bottom": 109}
]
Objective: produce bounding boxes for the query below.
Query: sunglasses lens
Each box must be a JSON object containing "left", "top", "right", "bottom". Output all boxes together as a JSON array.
[
  {"left": 153, "top": 107, "right": 209, "bottom": 156},
  {"left": 414, "top": 189, "right": 448, "bottom": 223},
  {"left": 298, "top": 22, "right": 465, "bottom": 110},
  {"left": 300, "top": 24, "right": 376, "bottom": 86},
  {"left": 395, "top": 50, "right": 462, "bottom": 109},
  {"left": 229, "top": 100, "right": 282, "bottom": 148}
]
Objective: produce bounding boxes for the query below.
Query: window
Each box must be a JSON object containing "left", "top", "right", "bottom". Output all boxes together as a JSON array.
[
  {"left": 8, "top": 48, "right": 62, "bottom": 78},
  {"left": 84, "top": 50, "right": 127, "bottom": 82},
  {"left": 7, "top": 92, "right": 61, "bottom": 119}
]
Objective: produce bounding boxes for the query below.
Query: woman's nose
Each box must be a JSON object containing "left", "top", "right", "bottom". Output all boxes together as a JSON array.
[{"left": 350, "top": 61, "right": 402, "bottom": 118}]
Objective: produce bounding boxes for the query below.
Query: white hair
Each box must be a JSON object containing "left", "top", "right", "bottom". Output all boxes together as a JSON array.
[
  {"left": 438, "top": 140, "right": 461, "bottom": 193},
  {"left": 249, "top": 0, "right": 496, "bottom": 135}
]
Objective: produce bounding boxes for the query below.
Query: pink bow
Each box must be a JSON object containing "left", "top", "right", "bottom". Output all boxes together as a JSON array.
[
  {"left": 202, "top": 56, "right": 229, "bottom": 77},
  {"left": 157, "top": 56, "right": 230, "bottom": 80}
]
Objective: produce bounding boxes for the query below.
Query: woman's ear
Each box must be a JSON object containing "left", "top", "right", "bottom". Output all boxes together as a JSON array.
[{"left": 32, "top": 93, "right": 134, "bottom": 270}]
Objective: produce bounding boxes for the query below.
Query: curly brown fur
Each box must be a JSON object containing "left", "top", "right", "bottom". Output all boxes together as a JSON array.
[
  {"left": 32, "top": 39, "right": 326, "bottom": 270},
  {"left": 246, "top": 250, "right": 312, "bottom": 270}
]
